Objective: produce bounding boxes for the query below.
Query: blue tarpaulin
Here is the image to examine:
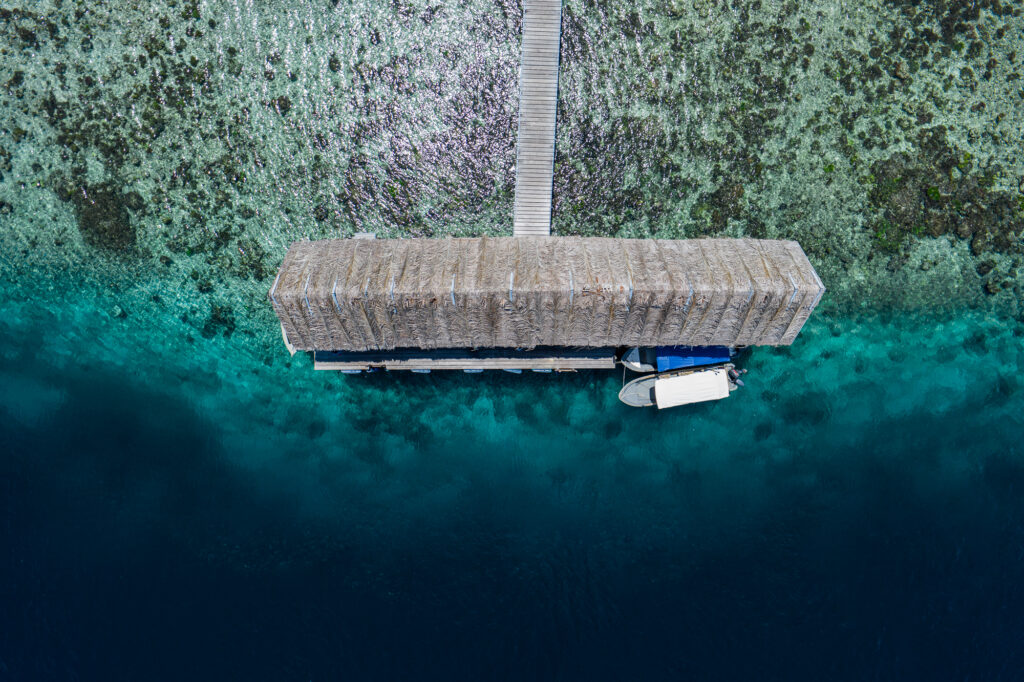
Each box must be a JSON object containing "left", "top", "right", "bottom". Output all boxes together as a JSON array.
[{"left": 655, "top": 346, "right": 731, "bottom": 372}]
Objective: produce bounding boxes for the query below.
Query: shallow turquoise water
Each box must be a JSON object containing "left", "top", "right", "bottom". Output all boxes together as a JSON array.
[{"left": 1, "top": 0, "right": 1024, "bottom": 678}]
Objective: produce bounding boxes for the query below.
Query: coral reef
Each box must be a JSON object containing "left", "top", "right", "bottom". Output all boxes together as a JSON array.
[
  {"left": 867, "top": 126, "right": 1022, "bottom": 274},
  {"left": 64, "top": 181, "right": 137, "bottom": 252}
]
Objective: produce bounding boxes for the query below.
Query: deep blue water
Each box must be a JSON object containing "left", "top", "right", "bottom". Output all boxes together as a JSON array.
[{"left": 3, "top": 309, "right": 1024, "bottom": 680}]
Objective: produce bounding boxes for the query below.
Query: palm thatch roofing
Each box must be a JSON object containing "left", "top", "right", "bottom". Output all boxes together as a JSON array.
[{"left": 269, "top": 237, "right": 825, "bottom": 352}]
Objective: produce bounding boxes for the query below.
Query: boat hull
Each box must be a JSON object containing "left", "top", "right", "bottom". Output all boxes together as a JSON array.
[{"left": 618, "top": 364, "right": 736, "bottom": 408}]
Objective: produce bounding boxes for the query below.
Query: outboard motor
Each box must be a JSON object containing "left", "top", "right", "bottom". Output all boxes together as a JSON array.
[{"left": 728, "top": 367, "right": 747, "bottom": 388}]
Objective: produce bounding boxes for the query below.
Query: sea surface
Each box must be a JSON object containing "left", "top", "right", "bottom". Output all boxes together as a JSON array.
[{"left": 2, "top": 0, "right": 1024, "bottom": 679}]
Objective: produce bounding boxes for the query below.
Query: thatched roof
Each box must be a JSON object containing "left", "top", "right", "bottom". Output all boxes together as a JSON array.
[{"left": 269, "top": 237, "right": 825, "bottom": 351}]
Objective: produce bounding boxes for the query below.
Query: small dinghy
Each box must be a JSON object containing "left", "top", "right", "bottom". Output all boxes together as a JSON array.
[{"left": 618, "top": 365, "right": 737, "bottom": 408}]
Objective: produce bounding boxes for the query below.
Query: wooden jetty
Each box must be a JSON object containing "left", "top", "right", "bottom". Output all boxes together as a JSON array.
[
  {"left": 265, "top": 3, "right": 829, "bottom": 375},
  {"left": 512, "top": 0, "right": 562, "bottom": 236},
  {"left": 269, "top": 237, "right": 826, "bottom": 362}
]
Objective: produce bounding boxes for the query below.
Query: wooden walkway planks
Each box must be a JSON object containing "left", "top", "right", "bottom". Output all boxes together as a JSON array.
[
  {"left": 513, "top": 0, "right": 562, "bottom": 237},
  {"left": 313, "top": 348, "right": 616, "bottom": 371}
]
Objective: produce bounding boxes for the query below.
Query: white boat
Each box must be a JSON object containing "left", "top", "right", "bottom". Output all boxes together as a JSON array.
[{"left": 618, "top": 366, "right": 735, "bottom": 408}]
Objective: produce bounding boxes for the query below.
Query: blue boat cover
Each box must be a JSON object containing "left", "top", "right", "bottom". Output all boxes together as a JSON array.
[{"left": 655, "top": 346, "right": 731, "bottom": 372}]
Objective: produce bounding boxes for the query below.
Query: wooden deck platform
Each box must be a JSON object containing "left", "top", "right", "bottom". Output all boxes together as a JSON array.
[
  {"left": 271, "top": 237, "right": 826, "bottom": 351},
  {"left": 313, "top": 347, "right": 616, "bottom": 371},
  {"left": 512, "top": 0, "right": 562, "bottom": 237}
]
